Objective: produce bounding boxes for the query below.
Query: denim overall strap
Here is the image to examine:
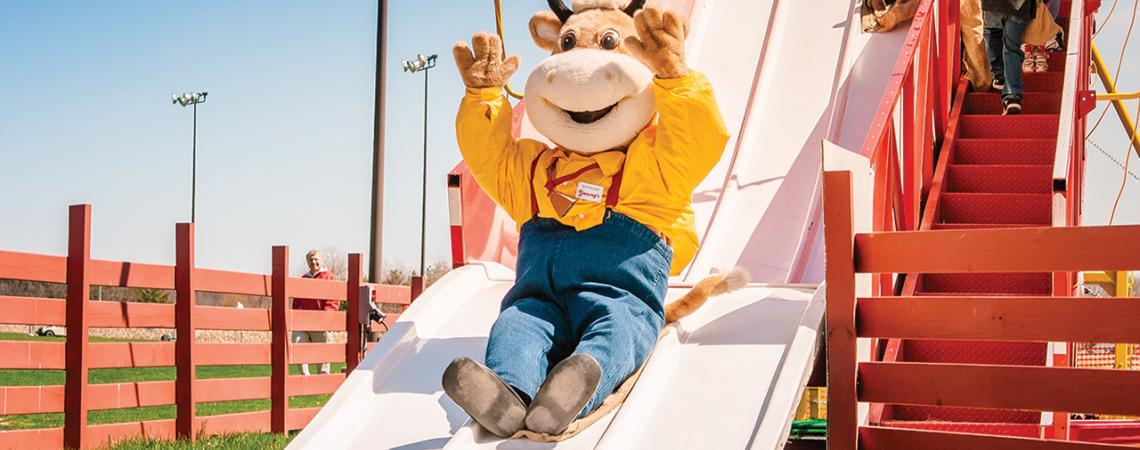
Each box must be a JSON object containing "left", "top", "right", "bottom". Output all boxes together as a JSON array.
[{"left": 528, "top": 152, "right": 623, "bottom": 216}]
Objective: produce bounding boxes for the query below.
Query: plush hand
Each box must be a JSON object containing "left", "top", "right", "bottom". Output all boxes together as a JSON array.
[
  {"left": 453, "top": 32, "right": 522, "bottom": 89},
  {"left": 623, "top": 7, "right": 690, "bottom": 79}
]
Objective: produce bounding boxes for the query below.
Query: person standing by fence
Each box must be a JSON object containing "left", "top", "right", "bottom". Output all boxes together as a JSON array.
[{"left": 292, "top": 249, "right": 337, "bottom": 375}]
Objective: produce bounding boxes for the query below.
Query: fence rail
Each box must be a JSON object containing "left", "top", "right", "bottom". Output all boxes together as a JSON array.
[
  {"left": 825, "top": 171, "right": 1140, "bottom": 449},
  {"left": 0, "top": 204, "right": 411, "bottom": 449}
]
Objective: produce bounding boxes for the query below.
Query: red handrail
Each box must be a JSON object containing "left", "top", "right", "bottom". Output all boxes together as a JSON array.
[{"left": 859, "top": 0, "right": 959, "bottom": 298}]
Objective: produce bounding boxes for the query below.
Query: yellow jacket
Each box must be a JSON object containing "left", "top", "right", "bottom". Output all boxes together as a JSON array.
[{"left": 455, "top": 72, "right": 729, "bottom": 275}]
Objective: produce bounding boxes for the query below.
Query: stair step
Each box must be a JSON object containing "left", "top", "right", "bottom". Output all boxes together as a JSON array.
[
  {"left": 919, "top": 272, "right": 1052, "bottom": 295},
  {"left": 1024, "top": 70, "right": 1064, "bottom": 92},
  {"left": 880, "top": 420, "right": 1041, "bottom": 437},
  {"left": 946, "top": 164, "right": 1052, "bottom": 193},
  {"left": 958, "top": 115, "right": 1059, "bottom": 139},
  {"left": 953, "top": 139, "right": 1056, "bottom": 165},
  {"left": 938, "top": 193, "right": 1051, "bottom": 224},
  {"left": 902, "top": 339, "right": 1048, "bottom": 365},
  {"left": 963, "top": 92, "right": 1061, "bottom": 115},
  {"left": 931, "top": 223, "right": 1038, "bottom": 230},
  {"left": 1045, "top": 51, "right": 1066, "bottom": 69}
]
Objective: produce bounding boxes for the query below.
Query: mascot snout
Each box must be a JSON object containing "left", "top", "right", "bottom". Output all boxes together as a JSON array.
[{"left": 525, "top": 49, "right": 655, "bottom": 154}]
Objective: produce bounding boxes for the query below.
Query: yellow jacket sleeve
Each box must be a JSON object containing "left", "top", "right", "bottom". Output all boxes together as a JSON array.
[
  {"left": 455, "top": 87, "right": 543, "bottom": 224},
  {"left": 650, "top": 72, "right": 731, "bottom": 198}
]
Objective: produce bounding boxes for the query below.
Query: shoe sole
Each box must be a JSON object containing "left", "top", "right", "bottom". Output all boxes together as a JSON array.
[
  {"left": 525, "top": 354, "right": 603, "bottom": 435},
  {"left": 442, "top": 357, "right": 527, "bottom": 437},
  {"left": 1004, "top": 104, "right": 1022, "bottom": 115}
]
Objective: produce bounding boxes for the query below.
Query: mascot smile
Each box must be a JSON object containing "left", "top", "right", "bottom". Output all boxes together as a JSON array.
[{"left": 443, "top": 0, "right": 744, "bottom": 440}]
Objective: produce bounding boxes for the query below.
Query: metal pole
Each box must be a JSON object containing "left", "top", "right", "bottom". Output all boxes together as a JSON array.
[
  {"left": 192, "top": 101, "right": 197, "bottom": 223},
  {"left": 419, "top": 67, "right": 429, "bottom": 278},
  {"left": 369, "top": 0, "right": 388, "bottom": 283}
]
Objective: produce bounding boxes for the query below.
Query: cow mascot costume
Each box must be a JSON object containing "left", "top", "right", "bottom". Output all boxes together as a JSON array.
[{"left": 443, "top": 0, "right": 740, "bottom": 438}]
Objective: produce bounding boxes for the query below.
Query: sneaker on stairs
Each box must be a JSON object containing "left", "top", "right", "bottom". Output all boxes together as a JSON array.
[
  {"left": 1033, "top": 49, "right": 1048, "bottom": 72},
  {"left": 1003, "top": 95, "right": 1022, "bottom": 115},
  {"left": 992, "top": 77, "right": 1006, "bottom": 92}
]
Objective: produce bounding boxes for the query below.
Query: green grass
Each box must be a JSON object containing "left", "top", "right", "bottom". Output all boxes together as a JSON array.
[
  {"left": 0, "top": 332, "right": 343, "bottom": 438},
  {"left": 99, "top": 432, "right": 296, "bottom": 450}
]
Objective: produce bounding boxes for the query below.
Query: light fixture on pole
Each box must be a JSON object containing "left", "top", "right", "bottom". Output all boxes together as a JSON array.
[
  {"left": 402, "top": 54, "right": 437, "bottom": 283},
  {"left": 171, "top": 91, "right": 208, "bottom": 223}
]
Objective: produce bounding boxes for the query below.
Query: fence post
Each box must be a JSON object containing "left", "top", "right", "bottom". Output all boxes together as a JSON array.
[
  {"left": 824, "top": 172, "right": 858, "bottom": 450},
  {"left": 346, "top": 254, "right": 363, "bottom": 374},
  {"left": 271, "top": 246, "right": 289, "bottom": 434},
  {"left": 410, "top": 275, "right": 424, "bottom": 301},
  {"left": 64, "top": 204, "right": 91, "bottom": 449},
  {"left": 175, "top": 223, "right": 197, "bottom": 440}
]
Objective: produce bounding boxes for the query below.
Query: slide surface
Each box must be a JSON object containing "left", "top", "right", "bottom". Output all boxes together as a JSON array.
[{"left": 289, "top": 0, "right": 900, "bottom": 447}]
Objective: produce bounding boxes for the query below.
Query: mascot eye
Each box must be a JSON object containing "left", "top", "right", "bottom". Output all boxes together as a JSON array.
[
  {"left": 560, "top": 32, "right": 577, "bottom": 51},
  {"left": 599, "top": 30, "right": 620, "bottom": 50}
]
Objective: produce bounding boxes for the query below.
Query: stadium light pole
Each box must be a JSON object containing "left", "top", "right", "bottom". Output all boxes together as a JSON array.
[
  {"left": 171, "top": 91, "right": 208, "bottom": 223},
  {"left": 403, "top": 53, "right": 437, "bottom": 280}
]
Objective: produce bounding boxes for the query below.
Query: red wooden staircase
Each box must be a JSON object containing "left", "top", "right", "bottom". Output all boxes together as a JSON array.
[
  {"left": 876, "top": 52, "right": 1071, "bottom": 440},
  {"left": 820, "top": 0, "right": 1140, "bottom": 448}
]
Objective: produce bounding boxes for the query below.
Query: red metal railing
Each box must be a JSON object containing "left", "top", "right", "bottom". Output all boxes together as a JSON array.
[
  {"left": 847, "top": 0, "right": 1101, "bottom": 441},
  {"left": 0, "top": 204, "right": 411, "bottom": 449},
  {"left": 855, "top": 1, "right": 967, "bottom": 425},
  {"left": 824, "top": 170, "right": 1140, "bottom": 449},
  {"left": 857, "top": 0, "right": 959, "bottom": 297}
]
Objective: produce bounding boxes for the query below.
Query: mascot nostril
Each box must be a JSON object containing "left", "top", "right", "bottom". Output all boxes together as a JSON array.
[{"left": 447, "top": 0, "right": 738, "bottom": 440}]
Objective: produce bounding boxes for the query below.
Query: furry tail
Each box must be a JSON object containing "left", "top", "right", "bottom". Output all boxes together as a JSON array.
[{"left": 664, "top": 268, "right": 750, "bottom": 323}]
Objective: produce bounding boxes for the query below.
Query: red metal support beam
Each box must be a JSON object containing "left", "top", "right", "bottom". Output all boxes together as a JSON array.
[
  {"left": 824, "top": 171, "right": 857, "bottom": 450},
  {"left": 270, "top": 246, "right": 289, "bottom": 434},
  {"left": 346, "top": 253, "right": 363, "bottom": 373},
  {"left": 64, "top": 204, "right": 91, "bottom": 449},
  {"left": 903, "top": 61, "right": 918, "bottom": 229},
  {"left": 175, "top": 223, "right": 196, "bottom": 440}
]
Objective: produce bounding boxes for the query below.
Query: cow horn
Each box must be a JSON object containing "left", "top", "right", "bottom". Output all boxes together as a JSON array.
[
  {"left": 547, "top": 0, "right": 573, "bottom": 22},
  {"left": 623, "top": 0, "right": 646, "bottom": 16}
]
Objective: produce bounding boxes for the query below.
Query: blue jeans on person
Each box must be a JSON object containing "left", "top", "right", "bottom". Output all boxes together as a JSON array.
[
  {"left": 984, "top": 10, "right": 1028, "bottom": 100},
  {"left": 1047, "top": 0, "right": 1060, "bottom": 18},
  {"left": 484, "top": 211, "right": 671, "bottom": 418}
]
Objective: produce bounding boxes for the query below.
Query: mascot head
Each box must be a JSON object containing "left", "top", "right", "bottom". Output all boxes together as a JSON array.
[{"left": 525, "top": 0, "right": 655, "bottom": 154}]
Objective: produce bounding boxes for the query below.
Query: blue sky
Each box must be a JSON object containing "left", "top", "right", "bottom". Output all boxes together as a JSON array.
[
  {"left": 0, "top": 0, "right": 1136, "bottom": 277},
  {"left": 0, "top": 0, "right": 548, "bottom": 276}
]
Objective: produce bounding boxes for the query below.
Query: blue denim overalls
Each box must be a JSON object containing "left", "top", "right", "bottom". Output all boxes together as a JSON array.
[{"left": 483, "top": 156, "right": 672, "bottom": 417}]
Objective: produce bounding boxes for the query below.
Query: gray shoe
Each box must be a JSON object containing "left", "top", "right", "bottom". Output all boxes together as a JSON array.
[
  {"left": 524, "top": 354, "right": 602, "bottom": 435},
  {"left": 442, "top": 357, "right": 527, "bottom": 437}
]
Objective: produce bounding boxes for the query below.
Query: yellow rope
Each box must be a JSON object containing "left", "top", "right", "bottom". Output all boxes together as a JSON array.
[{"left": 494, "top": 0, "right": 525, "bottom": 99}]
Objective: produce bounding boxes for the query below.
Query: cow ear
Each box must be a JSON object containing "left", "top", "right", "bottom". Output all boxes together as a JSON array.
[{"left": 530, "top": 11, "right": 562, "bottom": 52}]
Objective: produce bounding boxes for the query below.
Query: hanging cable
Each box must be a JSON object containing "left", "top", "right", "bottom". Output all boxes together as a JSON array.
[
  {"left": 494, "top": 0, "right": 525, "bottom": 99},
  {"left": 1089, "top": 138, "right": 1140, "bottom": 182},
  {"left": 1088, "top": 0, "right": 1138, "bottom": 137},
  {"left": 1095, "top": 0, "right": 1120, "bottom": 39},
  {"left": 1109, "top": 98, "right": 1138, "bottom": 225}
]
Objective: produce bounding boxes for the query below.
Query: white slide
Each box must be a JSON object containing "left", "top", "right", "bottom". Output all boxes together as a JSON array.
[{"left": 290, "top": 0, "right": 899, "bottom": 447}]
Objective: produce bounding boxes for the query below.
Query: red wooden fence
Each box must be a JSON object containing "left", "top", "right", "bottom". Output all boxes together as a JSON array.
[{"left": 0, "top": 204, "right": 412, "bottom": 449}]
